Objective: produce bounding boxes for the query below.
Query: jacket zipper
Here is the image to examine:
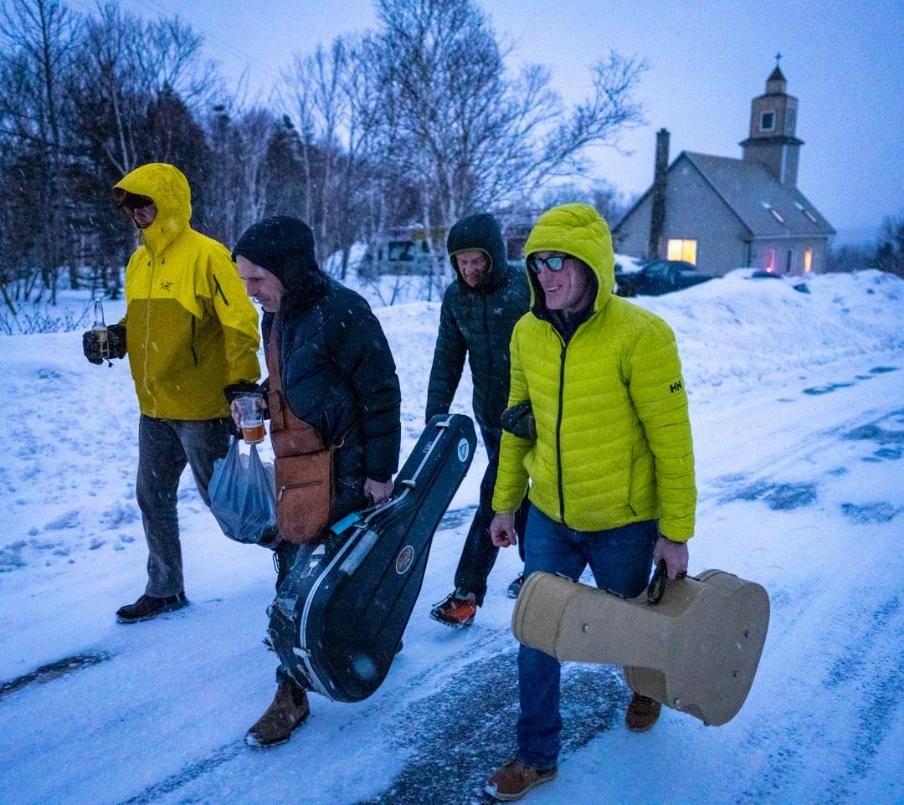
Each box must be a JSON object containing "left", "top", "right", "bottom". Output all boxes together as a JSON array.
[
  {"left": 213, "top": 274, "right": 230, "bottom": 306},
  {"left": 143, "top": 255, "right": 154, "bottom": 414},
  {"left": 482, "top": 294, "right": 492, "bottom": 379},
  {"left": 278, "top": 481, "right": 322, "bottom": 501},
  {"left": 190, "top": 318, "right": 198, "bottom": 366},
  {"left": 555, "top": 339, "right": 567, "bottom": 522}
]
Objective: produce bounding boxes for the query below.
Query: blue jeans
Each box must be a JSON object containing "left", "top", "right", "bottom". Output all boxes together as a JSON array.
[{"left": 516, "top": 505, "right": 657, "bottom": 770}]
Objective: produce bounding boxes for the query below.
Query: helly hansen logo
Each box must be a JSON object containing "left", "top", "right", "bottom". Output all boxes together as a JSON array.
[
  {"left": 670, "top": 380, "right": 683, "bottom": 394},
  {"left": 159, "top": 280, "right": 173, "bottom": 292}
]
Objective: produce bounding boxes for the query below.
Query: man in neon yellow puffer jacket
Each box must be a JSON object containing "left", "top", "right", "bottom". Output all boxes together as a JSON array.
[
  {"left": 485, "top": 203, "right": 696, "bottom": 801},
  {"left": 83, "top": 163, "right": 260, "bottom": 624}
]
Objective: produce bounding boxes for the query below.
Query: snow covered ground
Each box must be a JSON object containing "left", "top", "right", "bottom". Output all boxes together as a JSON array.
[{"left": 2, "top": 269, "right": 903, "bottom": 804}]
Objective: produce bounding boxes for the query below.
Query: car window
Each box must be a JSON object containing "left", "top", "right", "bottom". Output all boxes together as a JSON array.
[{"left": 644, "top": 263, "right": 668, "bottom": 279}]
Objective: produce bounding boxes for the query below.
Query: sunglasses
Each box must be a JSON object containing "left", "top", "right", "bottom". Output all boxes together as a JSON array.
[
  {"left": 527, "top": 254, "right": 573, "bottom": 273},
  {"left": 113, "top": 189, "right": 154, "bottom": 210}
]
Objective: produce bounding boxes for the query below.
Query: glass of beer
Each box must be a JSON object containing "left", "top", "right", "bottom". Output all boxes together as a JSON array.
[{"left": 234, "top": 394, "right": 265, "bottom": 444}]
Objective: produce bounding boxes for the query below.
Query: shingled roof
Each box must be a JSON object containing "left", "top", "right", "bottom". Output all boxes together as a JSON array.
[
  {"left": 615, "top": 151, "right": 835, "bottom": 238},
  {"left": 682, "top": 152, "right": 835, "bottom": 237}
]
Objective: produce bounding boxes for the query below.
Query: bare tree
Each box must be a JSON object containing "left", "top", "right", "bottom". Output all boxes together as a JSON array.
[
  {"left": 0, "top": 0, "right": 80, "bottom": 301},
  {"left": 873, "top": 210, "right": 904, "bottom": 278},
  {"left": 368, "top": 0, "right": 645, "bottom": 234}
]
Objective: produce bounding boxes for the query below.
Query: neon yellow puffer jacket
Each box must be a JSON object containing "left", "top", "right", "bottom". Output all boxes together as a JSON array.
[
  {"left": 115, "top": 163, "right": 260, "bottom": 419},
  {"left": 492, "top": 204, "right": 696, "bottom": 540}
]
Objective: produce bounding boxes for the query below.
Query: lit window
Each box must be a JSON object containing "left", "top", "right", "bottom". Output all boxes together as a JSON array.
[
  {"left": 804, "top": 248, "right": 813, "bottom": 272},
  {"left": 760, "top": 111, "right": 775, "bottom": 132},
  {"left": 667, "top": 239, "right": 697, "bottom": 264},
  {"left": 765, "top": 249, "right": 776, "bottom": 272}
]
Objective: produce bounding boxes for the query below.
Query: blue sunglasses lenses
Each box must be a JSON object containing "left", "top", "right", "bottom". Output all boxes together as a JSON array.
[{"left": 528, "top": 256, "right": 567, "bottom": 273}]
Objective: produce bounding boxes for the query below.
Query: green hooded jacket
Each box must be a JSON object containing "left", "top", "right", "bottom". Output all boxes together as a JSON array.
[
  {"left": 492, "top": 203, "right": 697, "bottom": 540},
  {"left": 115, "top": 163, "right": 260, "bottom": 419}
]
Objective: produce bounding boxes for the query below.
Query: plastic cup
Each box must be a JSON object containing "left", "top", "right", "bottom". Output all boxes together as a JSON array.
[{"left": 235, "top": 394, "right": 265, "bottom": 444}]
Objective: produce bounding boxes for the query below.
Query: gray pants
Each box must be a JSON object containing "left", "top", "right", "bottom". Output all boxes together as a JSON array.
[{"left": 136, "top": 414, "right": 231, "bottom": 597}]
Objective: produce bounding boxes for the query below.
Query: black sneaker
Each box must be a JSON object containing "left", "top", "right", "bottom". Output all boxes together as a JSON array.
[
  {"left": 116, "top": 593, "right": 188, "bottom": 623},
  {"left": 506, "top": 575, "right": 525, "bottom": 599}
]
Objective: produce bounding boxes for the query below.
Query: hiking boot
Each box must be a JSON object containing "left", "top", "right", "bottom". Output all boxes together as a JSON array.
[
  {"left": 625, "top": 692, "right": 661, "bottom": 732},
  {"left": 245, "top": 681, "right": 310, "bottom": 747},
  {"left": 485, "top": 758, "right": 557, "bottom": 801},
  {"left": 116, "top": 593, "right": 187, "bottom": 623},
  {"left": 506, "top": 574, "right": 525, "bottom": 599},
  {"left": 429, "top": 589, "right": 477, "bottom": 628}
]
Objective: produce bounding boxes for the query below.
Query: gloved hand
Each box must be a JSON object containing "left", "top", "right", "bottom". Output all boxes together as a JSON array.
[
  {"left": 501, "top": 400, "right": 536, "bottom": 440},
  {"left": 82, "top": 324, "right": 126, "bottom": 364},
  {"left": 223, "top": 380, "right": 261, "bottom": 404}
]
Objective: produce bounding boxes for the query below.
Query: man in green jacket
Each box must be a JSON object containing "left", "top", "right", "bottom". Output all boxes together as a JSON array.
[
  {"left": 83, "top": 163, "right": 260, "bottom": 624},
  {"left": 485, "top": 203, "right": 696, "bottom": 801},
  {"left": 425, "top": 213, "right": 530, "bottom": 628}
]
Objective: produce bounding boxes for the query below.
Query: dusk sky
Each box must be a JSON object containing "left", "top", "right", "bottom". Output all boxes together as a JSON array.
[{"left": 73, "top": 0, "right": 903, "bottom": 243}]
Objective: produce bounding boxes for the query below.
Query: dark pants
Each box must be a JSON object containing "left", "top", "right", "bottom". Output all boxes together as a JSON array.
[
  {"left": 453, "top": 426, "right": 529, "bottom": 605},
  {"left": 136, "top": 414, "right": 231, "bottom": 597},
  {"left": 516, "top": 505, "right": 657, "bottom": 770}
]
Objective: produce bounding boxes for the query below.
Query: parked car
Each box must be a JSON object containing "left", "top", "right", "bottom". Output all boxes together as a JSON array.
[
  {"left": 725, "top": 267, "right": 811, "bottom": 294},
  {"left": 615, "top": 260, "right": 715, "bottom": 297}
]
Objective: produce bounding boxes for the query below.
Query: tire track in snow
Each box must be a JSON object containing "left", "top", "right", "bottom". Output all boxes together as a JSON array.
[
  {"left": 734, "top": 596, "right": 904, "bottom": 802},
  {"left": 0, "top": 652, "right": 110, "bottom": 701},
  {"left": 364, "top": 649, "right": 627, "bottom": 805}
]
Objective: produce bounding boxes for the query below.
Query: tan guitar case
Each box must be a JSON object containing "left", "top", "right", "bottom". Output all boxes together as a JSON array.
[{"left": 511, "top": 569, "right": 769, "bottom": 726}]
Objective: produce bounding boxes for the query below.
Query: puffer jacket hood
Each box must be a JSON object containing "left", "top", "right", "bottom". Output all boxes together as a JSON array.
[
  {"left": 447, "top": 213, "right": 509, "bottom": 293},
  {"left": 522, "top": 203, "right": 615, "bottom": 314},
  {"left": 114, "top": 163, "right": 191, "bottom": 256},
  {"left": 233, "top": 216, "right": 328, "bottom": 314}
]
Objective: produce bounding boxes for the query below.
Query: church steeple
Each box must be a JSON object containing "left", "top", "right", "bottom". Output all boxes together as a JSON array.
[{"left": 740, "top": 57, "right": 803, "bottom": 187}]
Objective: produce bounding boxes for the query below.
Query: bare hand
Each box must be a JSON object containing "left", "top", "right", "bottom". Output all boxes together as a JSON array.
[
  {"left": 364, "top": 478, "right": 393, "bottom": 504},
  {"left": 653, "top": 535, "right": 689, "bottom": 580},
  {"left": 490, "top": 513, "right": 517, "bottom": 548},
  {"left": 229, "top": 400, "right": 242, "bottom": 431}
]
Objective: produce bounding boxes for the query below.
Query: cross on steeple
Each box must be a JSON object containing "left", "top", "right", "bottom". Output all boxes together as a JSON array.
[{"left": 775, "top": 52, "right": 782, "bottom": 67}]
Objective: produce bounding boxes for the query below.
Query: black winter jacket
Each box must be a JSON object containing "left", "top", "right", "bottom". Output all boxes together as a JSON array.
[
  {"left": 425, "top": 214, "right": 530, "bottom": 433},
  {"left": 262, "top": 277, "right": 401, "bottom": 486}
]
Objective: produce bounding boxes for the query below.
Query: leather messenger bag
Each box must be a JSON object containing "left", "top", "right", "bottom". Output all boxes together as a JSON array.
[{"left": 511, "top": 567, "right": 769, "bottom": 726}]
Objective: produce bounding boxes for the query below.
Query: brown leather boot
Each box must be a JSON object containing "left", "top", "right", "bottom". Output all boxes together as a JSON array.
[
  {"left": 245, "top": 681, "right": 310, "bottom": 746},
  {"left": 485, "top": 758, "right": 557, "bottom": 801},
  {"left": 625, "top": 692, "right": 661, "bottom": 732}
]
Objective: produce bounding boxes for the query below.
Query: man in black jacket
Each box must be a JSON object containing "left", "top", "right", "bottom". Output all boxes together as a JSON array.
[
  {"left": 426, "top": 213, "right": 531, "bottom": 628},
  {"left": 231, "top": 216, "right": 401, "bottom": 746}
]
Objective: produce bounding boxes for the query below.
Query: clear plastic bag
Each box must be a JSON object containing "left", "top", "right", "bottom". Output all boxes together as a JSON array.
[{"left": 209, "top": 438, "right": 277, "bottom": 545}]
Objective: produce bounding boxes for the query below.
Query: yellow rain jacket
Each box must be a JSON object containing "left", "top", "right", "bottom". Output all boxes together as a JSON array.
[
  {"left": 492, "top": 204, "right": 696, "bottom": 540},
  {"left": 115, "top": 163, "right": 260, "bottom": 419}
]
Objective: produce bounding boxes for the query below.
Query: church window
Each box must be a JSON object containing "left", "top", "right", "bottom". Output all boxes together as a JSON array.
[
  {"left": 760, "top": 111, "right": 775, "bottom": 132},
  {"left": 804, "top": 248, "right": 813, "bottom": 272},
  {"left": 667, "top": 239, "right": 697, "bottom": 264},
  {"left": 764, "top": 249, "right": 776, "bottom": 272}
]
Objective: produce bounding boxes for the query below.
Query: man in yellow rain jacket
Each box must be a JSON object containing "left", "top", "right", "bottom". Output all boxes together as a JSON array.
[
  {"left": 485, "top": 203, "right": 696, "bottom": 801},
  {"left": 82, "top": 163, "right": 260, "bottom": 623}
]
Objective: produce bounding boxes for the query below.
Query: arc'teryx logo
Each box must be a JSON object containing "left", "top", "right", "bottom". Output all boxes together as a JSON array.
[
  {"left": 670, "top": 380, "right": 683, "bottom": 394},
  {"left": 159, "top": 280, "right": 173, "bottom": 292}
]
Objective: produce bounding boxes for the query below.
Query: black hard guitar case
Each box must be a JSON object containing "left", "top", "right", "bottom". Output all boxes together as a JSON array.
[{"left": 268, "top": 413, "right": 477, "bottom": 702}]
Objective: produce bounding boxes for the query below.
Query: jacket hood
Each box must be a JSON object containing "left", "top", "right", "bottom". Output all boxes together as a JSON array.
[
  {"left": 447, "top": 213, "right": 508, "bottom": 293},
  {"left": 114, "top": 163, "right": 191, "bottom": 255},
  {"left": 523, "top": 203, "right": 615, "bottom": 314},
  {"left": 233, "top": 216, "right": 328, "bottom": 314}
]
